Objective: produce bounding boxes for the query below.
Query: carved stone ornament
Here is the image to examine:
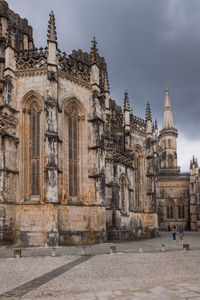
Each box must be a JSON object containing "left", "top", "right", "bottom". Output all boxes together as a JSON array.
[{"left": 30, "top": 101, "right": 42, "bottom": 114}]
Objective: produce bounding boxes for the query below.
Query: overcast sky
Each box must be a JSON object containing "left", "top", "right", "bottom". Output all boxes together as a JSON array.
[{"left": 7, "top": 0, "right": 200, "bottom": 171}]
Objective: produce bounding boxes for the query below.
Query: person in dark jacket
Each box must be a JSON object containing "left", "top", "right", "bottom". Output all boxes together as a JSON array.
[{"left": 172, "top": 225, "right": 176, "bottom": 241}]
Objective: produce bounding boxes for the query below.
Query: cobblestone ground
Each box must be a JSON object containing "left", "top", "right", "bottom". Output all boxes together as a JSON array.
[{"left": 0, "top": 232, "right": 200, "bottom": 299}]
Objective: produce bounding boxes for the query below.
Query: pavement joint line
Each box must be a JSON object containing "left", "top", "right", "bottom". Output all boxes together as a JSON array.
[{"left": 0, "top": 255, "right": 92, "bottom": 299}]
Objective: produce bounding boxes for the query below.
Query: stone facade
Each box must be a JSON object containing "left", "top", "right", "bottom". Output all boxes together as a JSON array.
[{"left": 0, "top": 2, "right": 199, "bottom": 246}]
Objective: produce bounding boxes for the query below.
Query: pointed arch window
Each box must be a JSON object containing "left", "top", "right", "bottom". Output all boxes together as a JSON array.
[
  {"left": 22, "top": 93, "right": 44, "bottom": 202},
  {"left": 68, "top": 107, "right": 78, "bottom": 197},
  {"left": 135, "top": 155, "right": 141, "bottom": 207},
  {"left": 30, "top": 101, "right": 41, "bottom": 195},
  {"left": 120, "top": 175, "right": 128, "bottom": 214},
  {"left": 121, "top": 176, "right": 126, "bottom": 213}
]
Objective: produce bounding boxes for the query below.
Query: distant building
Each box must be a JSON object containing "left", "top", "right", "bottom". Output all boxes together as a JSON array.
[{"left": 0, "top": 1, "right": 199, "bottom": 246}]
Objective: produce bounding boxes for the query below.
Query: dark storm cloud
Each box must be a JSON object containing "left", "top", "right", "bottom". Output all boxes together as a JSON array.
[{"left": 7, "top": 0, "right": 200, "bottom": 140}]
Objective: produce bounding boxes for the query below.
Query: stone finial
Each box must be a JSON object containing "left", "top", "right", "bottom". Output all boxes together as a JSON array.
[
  {"left": 190, "top": 155, "right": 198, "bottom": 169},
  {"left": 47, "top": 11, "right": 57, "bottom": 42},
  {"left": 90, "top": 36, "right": 99, "bottom": 64},
  {"left": 194, "top": 156, "right": 198, "bottom": 168},
  {"left": 124, "top": 90, "right": 130, "bottom": 112},
  {"left": 162, "top": 87, "right": 175, "bottom": 130},
  {"left": 145, "top": 100, "right": 152, "bottom": 122},
  {"left": 196, "top": 158, "right": 198, "bottom": 168}
]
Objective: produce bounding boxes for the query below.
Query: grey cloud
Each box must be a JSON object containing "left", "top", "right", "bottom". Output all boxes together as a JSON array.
[{"left": 7, "top": 0, "right": 200, "bottom": 140}]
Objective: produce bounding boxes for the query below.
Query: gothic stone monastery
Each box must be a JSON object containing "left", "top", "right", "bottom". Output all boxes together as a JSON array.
[{"left": 0, "top": 1, "right": 199, "bottom": 246}]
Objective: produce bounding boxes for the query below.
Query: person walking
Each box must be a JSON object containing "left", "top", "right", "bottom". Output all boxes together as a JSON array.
[
  {"left": 179, "top": 224, "right": 184, "bottom": 244},
  {"left": 172, "top": 225, "right": 176, "bottom": 241}
]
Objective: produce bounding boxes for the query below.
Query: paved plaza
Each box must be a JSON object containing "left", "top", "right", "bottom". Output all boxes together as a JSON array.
[{"left": 0, "top": 232, "right": 200, "bottom": 299}]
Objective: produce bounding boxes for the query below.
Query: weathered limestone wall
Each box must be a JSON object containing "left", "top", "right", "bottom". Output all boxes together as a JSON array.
[
  {"left": 58, "top": 206, "right": 106, "bottom": 245},
  {"left": 0, "top": 204, "right": 15, "bottom": 244},
  {"left": 158, "top": 176, "right": 189, "bottom": 229},
  {"left": 0, "top": 204, "right": 107, "bottom": 246}
]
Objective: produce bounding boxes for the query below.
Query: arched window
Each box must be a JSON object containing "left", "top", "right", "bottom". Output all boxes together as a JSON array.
[
  {"left": 134, "top": 152, "right": 142, "bottom": 208},
  {"left": 22, "top": 92, "right": 43, "bottom": 202},
  {"left": 68, "top": 107, "right": 78, "bottom": 197},
  {"left": 120, "top": 174, "right": 128, "bottom": 214},
  {"left": 62, "top": 98, "right": 86, "bottom": 203},
  {"left": 135, "top": 156, "right": 140, "bottom": 206},
  {"left": 121, "top": 176, "right": 126, "bottom": 213},
  {"left": 30, "top": 101, "right": 40, "bottom": 195}
]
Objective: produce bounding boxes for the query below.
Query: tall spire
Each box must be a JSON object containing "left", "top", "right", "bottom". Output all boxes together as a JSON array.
[
  {"left": 162, "top": 88, "right": 175, "bottom": 129},
  {"left": 155, "top": 118, "right": 158, "bottom": 130},
  {"left": 124, "top": 90, "right": 130, "bottom": 112},
  {"left": 90, "top": 36, "right": 99, "bottom": 64},
  {"left": 47, "top": 11, "right": 57, "bottom": 42},
  {"left": 145, "top": 100, "right": 152, "bottom": 122}
]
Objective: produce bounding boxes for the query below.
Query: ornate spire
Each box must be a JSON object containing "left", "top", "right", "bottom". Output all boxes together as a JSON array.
[
  {"left": 47, "top": 11, "right": 57, "bottom": 42},
  {"left": 124, "top": 90, "right": 130, "bottom": 112},
  {"left": 145, "top": 100, "right": 152, "bottom": 122},
  {"left": 90, "top": 36, "right": 99, "bottom": 64},
  {"left": 162, "top": 88, "right": 175, "bottom": 130},
  {"left": 155, "top": 118, "right": 158, "bottom": 130}
]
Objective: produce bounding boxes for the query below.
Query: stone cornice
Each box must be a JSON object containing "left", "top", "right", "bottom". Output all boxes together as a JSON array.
[{"left": 15, "top": 68, "right": 47, "bottom": 77}]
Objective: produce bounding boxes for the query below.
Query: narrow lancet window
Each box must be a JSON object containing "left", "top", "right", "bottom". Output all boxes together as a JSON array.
[
  {"left": 135, "top": 156, "right": 140, "bottom": 207},
  {"left": 30, "top": 101, "right": 40, "bottom": 195},
  {"left": 68, "top": 108, "right": 78, "bottom": 197},
  {"left": 121, "top": 176, "right": 126, "bottom": 213}
]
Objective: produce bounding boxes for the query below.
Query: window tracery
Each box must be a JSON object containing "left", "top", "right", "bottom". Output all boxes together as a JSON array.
[
  {"left": 68, "top": 107, "right": 78, "bottom": 197},
  {"left": 30, "top": 101, "right": 41, "bottom": 195},
  {"left": 134, "top": 152, "right": 142, "bottom": 208},
  {"left": 120, "top": 176, "right": 126, "bottom": 213},
  {"left": 22, "top": 93, "right": 43, "bottom": 201}
]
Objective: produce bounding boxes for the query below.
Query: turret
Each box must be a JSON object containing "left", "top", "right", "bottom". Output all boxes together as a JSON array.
[
  {"left": 159, "top": 88, "right": 178, "bottom": 170},
  {"left": 47, "top": 11, "right": 57, "bottom": 69},
  {"left": 189, "top": 156, "right": 200, "bottom": 231},
  {"left": 90, "top": 37, "right": 100, "bottom": 90}
]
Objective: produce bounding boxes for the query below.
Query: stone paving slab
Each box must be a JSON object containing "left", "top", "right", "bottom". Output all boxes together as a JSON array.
[
  {"left": 0, "top": 256, "right": 92, "bottom": 299},
  {"left": 1, "top": 232, "right": 200, "bottom": 299},
  {"left": 19, "top": 284, "right": 200, "bottom": 299},
  {"left": 20, "top": 251, "right": 200, "bottom": 300}
]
